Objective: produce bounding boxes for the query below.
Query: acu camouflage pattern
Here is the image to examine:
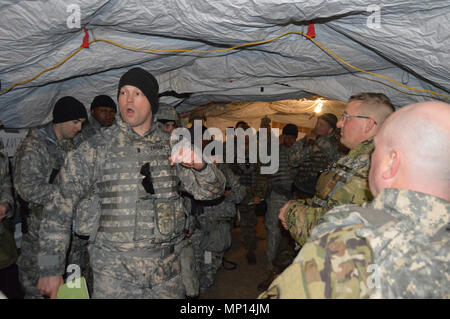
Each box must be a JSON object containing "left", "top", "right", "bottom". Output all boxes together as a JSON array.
[
  {"left": 285, "top": 138, "right": 374, "bottom": 247},
  {"left": 191, "top": 163, "right": 245, "bottom": 291},
  {"left": 229, "top": 160, "right": 268, "bottom": 252},
  {"left": 37, "top": 117, "right": 225, "bottom": 298},
  {"left": 73, "top": 116, "right": 104, "bottom": 147},
  {"left": 270, "top": 144, "right": 299, "bottom": 198},
  {"left": 355, "top": 189, "right": 449, "bottom": 298},
  {"left": 0, "top": 139, "right": 17, "bottom": 270},
  {"left": 156, "top": 103, "right": 179, "bottom": 123},
  {"left": 289, "top": 133, "right": 339, "bottom": 195},
  {"left": 265, "top": 145, "right": 297, "bottom": 266},
  {"left": 0, "top": 139, "right": 13, "bottom": 207},
  {"left": 260, "top": 188, "right": 449, "bottom": 299},
  {"left": 13, "top": 123, "right": 74, "bottom": 298}
]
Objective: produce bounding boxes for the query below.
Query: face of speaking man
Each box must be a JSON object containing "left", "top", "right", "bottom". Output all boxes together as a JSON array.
[{"left": 118, "top": 85, "right": 152, "bottom": 135}]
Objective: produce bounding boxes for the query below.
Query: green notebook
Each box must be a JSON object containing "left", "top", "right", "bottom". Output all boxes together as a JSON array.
[{"left": 56, "top": 277, "right": 90, "bottom": 299}]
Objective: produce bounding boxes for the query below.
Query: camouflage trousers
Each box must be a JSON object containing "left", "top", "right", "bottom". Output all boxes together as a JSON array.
[
  {"left": 190, "top": 230, "right": 223, "bottom": 292},
  {"left": 17, "top": 232, "right": 42, "bottom": 299},
  {"left": 177, "top": 239, "right": 199, "bottom": 297},
  {"left": 89, "top": 245, "right": 184, "bottom": 299},
  {"left": 67, "top": 233, "right": 93, "bottom": 296},
  {"left": 237, "top": 203, "right": 257, "bottom": 251},
  {"left": 264, "top": 192, "right": 288, "bottom": 267}
]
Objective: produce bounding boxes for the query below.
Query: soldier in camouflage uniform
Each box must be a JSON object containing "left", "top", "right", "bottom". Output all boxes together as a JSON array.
[
  {"left": 229, "top": 133, "right": 268, "bottom": 265},
  {"left": 289, "top": 113, "right": 339, "bottom": 198},
  {"left": 36, "top": 68, "right": 225, "bottom": 299},
  {"left": 74, "top": 95, "right": 117, "bottom": 146},
  {"left": 13, "top": 97, "right": 87, "bottom": 298},
  {"left": 71, "top": 95, "right": 117, "bottom": 296},
  {"left": 156, "top": 102, "right": 180, "bottom": 134},
  {"left": 0, "top": 139, "right": 22, "bottom": 298},
  {"left": 190, "top": 163, "right": 245, "bottom": 292},
  {"left": 257, "top": 124, "right": 300, "bottom": 291},
  {"left": 279, "top": 93, "right": 394, "bottom": 247},
  {"left": 260, "top": 100, "right": 449, "bottom": 299},
  {"left": 160, "top": 106, "right": 199, "bottom": 298}
]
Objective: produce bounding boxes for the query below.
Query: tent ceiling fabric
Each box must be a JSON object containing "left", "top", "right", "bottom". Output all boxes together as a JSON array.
[{"left": 0, "top": 0, "right": 448, "bottom": 128}]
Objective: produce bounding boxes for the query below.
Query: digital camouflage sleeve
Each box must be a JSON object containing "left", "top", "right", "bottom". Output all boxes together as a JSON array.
[
  {"left": 261, "top": 188, "right": 449, "bottom": 299},
  {"left": 13, "top": 129, "right": 63, "bottom": 206},
  {"left": 284, "top": 139, "right": 374, "bottom": 246},
  {"left": 0, "top": 140, "right": 13, "bottom": 207},
  {"left": 258, "top": 222, "right": 372, "bottom": 299},
  {"left": 220, "top": 164, "right": 246, "bottom": 204},
  {"left": 287, "top": 134, "right": 337, "bottom": 168}
]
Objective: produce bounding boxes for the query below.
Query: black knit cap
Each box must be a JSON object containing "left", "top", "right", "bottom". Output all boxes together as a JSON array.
[
  {"left": 282, "top": 124, "right": 298, "bottom": 138},
  {"left": 52, "top": 96, "right": 88, "bottom": 124},
  {"left": 90, "top": 95, "right": 117, "bottom": 112},
  {"left": 117, "top": 67, "right": 159, "bottom": 114},
  {"left": 318, "top": 113, "right": 338, "bottom": 129}
]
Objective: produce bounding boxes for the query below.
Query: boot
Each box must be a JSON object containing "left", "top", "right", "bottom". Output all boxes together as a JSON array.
[
  {"left": 222, "top": 258, "right": 237, "bottom": 270},
  {"left": 246, "top": 250, "right": 257, "bottom": 265}
]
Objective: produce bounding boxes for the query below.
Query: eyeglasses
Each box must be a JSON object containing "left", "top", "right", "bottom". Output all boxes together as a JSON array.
[
  {"left": 140, "top": 163, "right": 155, "bottom": 194},
  {"left": 340, "top": 113, "right": 377, "bottom": 125}
]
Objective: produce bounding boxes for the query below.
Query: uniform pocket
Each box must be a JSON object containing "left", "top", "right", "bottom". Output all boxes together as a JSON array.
[{"left": 154, "top": 197, "right": 185, "bottom": 242}]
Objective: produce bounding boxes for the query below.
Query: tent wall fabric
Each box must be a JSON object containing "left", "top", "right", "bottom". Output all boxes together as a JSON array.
[{"left": 0, "top": 0, "right": 448, "bottom": 128}]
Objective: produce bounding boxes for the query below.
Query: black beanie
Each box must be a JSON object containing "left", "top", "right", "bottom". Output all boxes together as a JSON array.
[
  {"left": 117, "top": 68, "right": 159, "bottom": 114},
  {"left": 282, "top": 124, "right": 298, "bottom": 138},
  {"left": 319, "top": 113, "right": 338, "bottom": 130},
  {"left": 52, "top": 96, "right": 88, "bottom": 124},
  {"left": 90, "top": 95, "right": 117, "bottom": 112}
]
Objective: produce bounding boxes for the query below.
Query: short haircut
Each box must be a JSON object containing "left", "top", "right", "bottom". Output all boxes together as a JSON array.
[{"left": 349, "top": 92, "right": 395, "bottom": 125}]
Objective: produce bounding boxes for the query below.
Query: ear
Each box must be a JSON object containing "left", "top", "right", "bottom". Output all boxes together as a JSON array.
[
  {"left": 327, "top": 127, "right": 333, "bottom": 135},
  {"left": 382, "top": 149, "right": 400, "bottom": 180},
  {"left": 364, "top": 118, "right": 376, "bottom": 133}
]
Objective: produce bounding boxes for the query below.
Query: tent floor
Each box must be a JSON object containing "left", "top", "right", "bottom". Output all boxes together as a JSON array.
[{"left": 199, "top": 216, "right": 273, "bottom": 299}]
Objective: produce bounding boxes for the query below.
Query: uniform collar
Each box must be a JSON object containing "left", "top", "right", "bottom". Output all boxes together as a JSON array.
[
  {"left": 116, "top": 115, "right": 159, "bottom": 140},
  {"left": 348, "top": 137, "right": 374, "bottom": 158},
  {"left": 370, "top": 188, "right": 449, "bottom": 236}
]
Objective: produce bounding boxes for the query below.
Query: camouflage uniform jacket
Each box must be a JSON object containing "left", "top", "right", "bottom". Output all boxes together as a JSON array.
[
  {"left": 0, "top": 139, "right": 17, "bottom": 269},
  {"left": 229, "top": 160, "right": 268, "bottom": 203},
  {"left": 0, "top": 139, "right": 13, "bottom": 210},
  {"left": 37, "top": 117, "right": 226, "bottom": 277},
  {"left": 285, "top": 138, "right": 374, "bottom": 246},
  {"left": 194, "top": 164, "right": 245, "bottom": 252},
  {"left": 73, "top": 116, "right": 104, "bottom": 148},
  {"left": 196, "top": 164, "right": 246, "bottom": 223},
  {"left": 259, "top": 188, "right": 449, "bottom": 299},
  {"left": 289, "top": 133, "right": 339, "bottom": 195},
  {"left": 13, "top": 123, "right": 74, "bottom": 219}
]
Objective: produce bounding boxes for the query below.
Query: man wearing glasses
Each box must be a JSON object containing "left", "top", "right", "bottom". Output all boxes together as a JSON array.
[
  {"left": 261, "top": 100, "right": 449, "bottom": 299},
  {"left": 278, "top": 93, "right": 394, "bottom": 248}
]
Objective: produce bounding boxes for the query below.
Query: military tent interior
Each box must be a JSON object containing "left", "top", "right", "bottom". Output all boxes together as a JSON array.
[{"left": 0, "top": 0, "right": 449, "bottom": 298}]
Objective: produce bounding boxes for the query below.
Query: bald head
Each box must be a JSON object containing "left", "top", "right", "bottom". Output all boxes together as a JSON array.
[{"left": 369, "top": 101, "right": 450, "bottom": 200}]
